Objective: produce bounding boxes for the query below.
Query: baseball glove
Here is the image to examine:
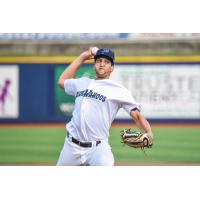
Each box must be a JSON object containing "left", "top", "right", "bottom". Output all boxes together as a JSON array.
[{"left": 120, "top": 128, "right": 153, "bottom": 148}]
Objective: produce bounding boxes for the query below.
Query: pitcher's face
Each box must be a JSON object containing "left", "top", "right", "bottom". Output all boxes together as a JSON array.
[{"left": 94, "top": 57, "right": 114, "bottom": 79}]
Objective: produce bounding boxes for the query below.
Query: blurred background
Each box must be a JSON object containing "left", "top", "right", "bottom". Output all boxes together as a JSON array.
[{"left": 0, "top": 33, "right": 200, "bottom": 165}]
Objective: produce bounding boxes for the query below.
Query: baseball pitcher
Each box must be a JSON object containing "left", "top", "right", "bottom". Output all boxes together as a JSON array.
[{"left": 56, "top": 47, "right": 154, "bottom": 166}]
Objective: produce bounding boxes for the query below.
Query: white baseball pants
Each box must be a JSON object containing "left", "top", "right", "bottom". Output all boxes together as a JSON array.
[{"left": 56, "top": 136, "right": 114, "bottom": 166}]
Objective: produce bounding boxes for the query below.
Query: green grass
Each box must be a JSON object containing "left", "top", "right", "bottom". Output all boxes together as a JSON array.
[
  {"left": 110, "top": 126, "right": 200, "bottom": 163},
  {"left": 0, "top": 125, "right": 200, "bottom": 164},
  {"left": 0, "top": 126, "right": 66, "bottom": 163}
]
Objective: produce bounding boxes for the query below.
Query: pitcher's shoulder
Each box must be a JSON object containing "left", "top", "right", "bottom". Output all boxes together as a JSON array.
[
  {"left": 77, "top": 76, "right": 93, "bottom": 83},
  {"left": 107, "top": 79, "right": 129, "bottom": 90}
]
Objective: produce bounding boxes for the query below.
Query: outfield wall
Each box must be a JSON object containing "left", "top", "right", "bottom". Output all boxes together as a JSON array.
[{"left": 0, "top": 56, "right": 200, "bottom": 123}]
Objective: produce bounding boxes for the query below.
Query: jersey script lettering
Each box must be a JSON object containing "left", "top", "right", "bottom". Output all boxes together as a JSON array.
[{"left": 76, "top": 89, "right": 107, "bottom": 102}]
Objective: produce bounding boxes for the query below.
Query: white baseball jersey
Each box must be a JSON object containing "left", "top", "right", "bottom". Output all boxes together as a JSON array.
[{"left": 64, "top": 77, "right": 141, "bottom": 142}]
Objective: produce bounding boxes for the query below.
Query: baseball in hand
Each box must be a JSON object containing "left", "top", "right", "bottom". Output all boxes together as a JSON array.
[{"left": 91, "top": 47, "right": 99, "bottom": 55}]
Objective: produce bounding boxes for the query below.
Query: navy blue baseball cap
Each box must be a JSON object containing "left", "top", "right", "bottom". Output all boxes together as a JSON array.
[{"left": 94, "top": 48, "right": 115, "bottom": 65}]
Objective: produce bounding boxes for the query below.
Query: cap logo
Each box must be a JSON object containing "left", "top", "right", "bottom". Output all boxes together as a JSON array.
[
  {"left": 101, "top": 48, "right": 110, "bottom": 53},
  {"left": 95, "top": 48, "right": 115, "bottom": 64}
]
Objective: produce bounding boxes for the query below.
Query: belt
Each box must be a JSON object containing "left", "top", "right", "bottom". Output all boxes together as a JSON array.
[{"left": 67, "top": 132, "right": 101, "bottom": 148}]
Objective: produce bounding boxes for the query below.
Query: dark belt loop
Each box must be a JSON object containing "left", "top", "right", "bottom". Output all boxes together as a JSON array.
[{"left": 96, "top": 141, "right": 101, "bottom": 146}]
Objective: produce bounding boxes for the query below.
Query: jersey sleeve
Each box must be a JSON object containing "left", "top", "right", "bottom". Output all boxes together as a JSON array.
[
  {"left": 121, "top": 89, "right": 142, "bottom": 114},
  {"left": 64, "top": 79, "right": 78, "bottom": 96}
]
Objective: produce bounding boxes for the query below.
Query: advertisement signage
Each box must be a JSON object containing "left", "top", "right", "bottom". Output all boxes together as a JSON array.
[
  {"left": 0, "top": 65, "right": 19, "bottom": 118},
  {"left": 110, "top": 64, "right": 200, "bottom": 119},
  {"left": 55, "top": 63, "right": 200, "bottom": 120}
]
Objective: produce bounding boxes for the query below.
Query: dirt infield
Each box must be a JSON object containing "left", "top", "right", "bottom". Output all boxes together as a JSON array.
[{"left": 0, "top": 162, "right": 200, "bottom": 166}]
